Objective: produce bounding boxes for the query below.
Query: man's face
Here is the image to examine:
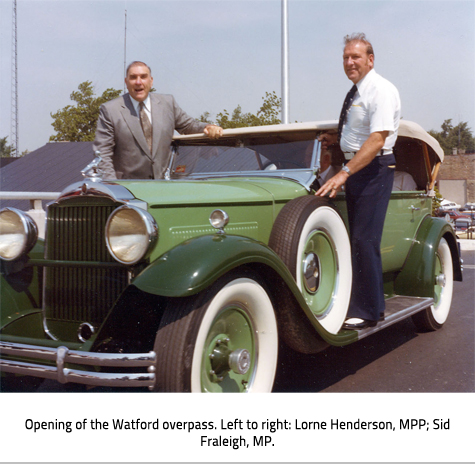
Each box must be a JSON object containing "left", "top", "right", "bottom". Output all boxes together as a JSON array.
[
  {"left": 125, "top": 64, "right": 153, "bottom": 102},
  {"left": 343, "top": 41, "right": 374, "bottom": 84}
]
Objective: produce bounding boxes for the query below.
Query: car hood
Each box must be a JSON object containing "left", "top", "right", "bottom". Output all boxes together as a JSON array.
[{"left": 116, "top": 177, "right": 308, "bottom": 207}]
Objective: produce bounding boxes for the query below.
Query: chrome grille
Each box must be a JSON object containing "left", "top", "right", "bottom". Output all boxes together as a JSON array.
[{"left": 44, "top": 200, "right": 129, "bottom": 324}]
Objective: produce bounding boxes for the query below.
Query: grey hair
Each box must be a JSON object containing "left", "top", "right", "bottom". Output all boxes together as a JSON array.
[
  {"left": 126, "top": 61, "right": 152, "bottom": 77},
  {"left": 344, "top": 33, "right": 374, "bottom": 57}
]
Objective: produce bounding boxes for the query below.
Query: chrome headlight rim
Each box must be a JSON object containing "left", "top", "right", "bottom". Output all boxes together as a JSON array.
[
  {"left": 0, "top": 207, "right": 38, "bottom": 262},
  {"left": 105, "top": 205, "right": 158, "bottom": 265},
  {"left": 209, "top": 209, "right": 229, "bottom": 233}
]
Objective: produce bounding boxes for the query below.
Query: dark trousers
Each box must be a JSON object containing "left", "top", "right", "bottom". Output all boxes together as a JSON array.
[{"left": 345, "top": 153, "right": 395, "bottom": 321}]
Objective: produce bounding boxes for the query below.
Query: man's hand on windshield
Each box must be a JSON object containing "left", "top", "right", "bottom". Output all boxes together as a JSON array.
[{"left": 204, "top": 125, "right": 223, "bottom": 139}]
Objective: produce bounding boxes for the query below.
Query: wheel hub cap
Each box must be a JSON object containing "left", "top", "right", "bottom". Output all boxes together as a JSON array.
[
  {"left": 209, "top": 338, "right": 251, "bottom": 381},
  {"left": 435, "top": 273, "right": 446, "bottom": 288},
  {"left": 303, "top": 252, "right": 320, "bottom": 292}
]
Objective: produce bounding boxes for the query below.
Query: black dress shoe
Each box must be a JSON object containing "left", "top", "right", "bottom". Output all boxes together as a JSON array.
[{"left": 342, "top": 318, "right": 378, "bottom": 330}]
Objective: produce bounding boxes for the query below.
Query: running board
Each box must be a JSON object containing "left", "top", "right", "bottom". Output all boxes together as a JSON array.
[{"left": 357, "top": 296, "right": 434, "bottom": 340}]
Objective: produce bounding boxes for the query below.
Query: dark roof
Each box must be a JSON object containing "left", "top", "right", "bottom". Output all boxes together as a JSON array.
[
  {"left": 0, "top": 157, "right": 17, "bottom": 168},
  {"left": 0, "top": 142, "right": 93, "bottom": 210}
]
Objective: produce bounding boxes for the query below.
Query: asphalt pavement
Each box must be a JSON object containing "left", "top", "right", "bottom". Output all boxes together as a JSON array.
[{"left": 274, "top": 241, "right": 474, "bottom": 392}]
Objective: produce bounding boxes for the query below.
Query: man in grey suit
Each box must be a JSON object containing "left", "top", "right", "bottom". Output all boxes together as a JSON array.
[{"left": 94, "top": 61, "right": 223, "bottom": 179}]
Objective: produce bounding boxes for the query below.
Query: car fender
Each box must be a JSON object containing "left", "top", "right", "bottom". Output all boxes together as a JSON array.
[
  {"left": 0, "top": 241, "right": 44, "bottom": 330},
  {"left": 130, "top": 234, "right": 354, "bottom": 347},
  {"left": 133, "top": 234, "right": 300, "bottom": 297},
  {"left": 394, "top": 216, "right": 462, "bottom": 297}
]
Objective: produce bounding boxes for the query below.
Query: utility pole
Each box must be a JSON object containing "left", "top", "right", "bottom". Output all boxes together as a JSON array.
[
  {"left": 11, "top": 0, "right": 19, "bottom": 157},
  {"left": 124, "top": 10, "right": 127, "bottom": 92},
  {"left": 281, "top": 0, "right": 289, "bottom": 124}
]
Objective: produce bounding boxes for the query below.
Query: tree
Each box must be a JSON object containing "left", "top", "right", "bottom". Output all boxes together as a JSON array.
[
  {"left": 0, "top": 137, "right": 14, "bottom": 158},
  {"left": 429, "top": 119, "right": 475, "bottom": 155},
  {"left": 200, "top": 91, "right": 282, "bottom": 129},
  {"left": 50, "top": 82, "right": 121, "bottom": 142}
]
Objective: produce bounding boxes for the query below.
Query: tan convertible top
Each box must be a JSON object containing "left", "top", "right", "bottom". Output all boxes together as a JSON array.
[{"left": 174, "top": 119, "right": 444, "bottom": 163}]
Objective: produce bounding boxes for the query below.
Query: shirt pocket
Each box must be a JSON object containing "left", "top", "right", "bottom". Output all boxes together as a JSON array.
[{"left": 347, "top": 103, "right": 369, "bottom": 130}]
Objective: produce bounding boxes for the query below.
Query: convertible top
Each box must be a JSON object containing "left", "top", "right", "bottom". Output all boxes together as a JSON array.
[{"left": 173, "top": 119, "right": 444, "bottom": 163}]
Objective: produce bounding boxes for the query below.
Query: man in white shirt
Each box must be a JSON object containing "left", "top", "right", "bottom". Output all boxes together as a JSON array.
[
  {"left": 316, "top": 33, "right": 401, "bottom": 330},
  {"left": 94, "top": 61, "right": 222, "bottom": 180},
  {"left": 393, "top": 171, "right": 417, "bottom": 191}
]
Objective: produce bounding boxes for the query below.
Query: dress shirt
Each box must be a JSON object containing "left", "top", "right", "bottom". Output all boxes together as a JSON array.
[
  {"left": 318, "top": 165, "right": 332, "bottom": 182},
  {"left": 340, "top": 69, "right": 400, "bottom": 154},
  {"left": 130, "top": 95, "right": 152, "bottom": 125}
]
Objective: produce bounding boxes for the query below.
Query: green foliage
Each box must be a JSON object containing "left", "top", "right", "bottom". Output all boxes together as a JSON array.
[
  {"left": 201, "top": 92, "right": 281, "bottom": 129},
  {"left": 50, "top": 82, "right": 121, "bottom": 142},
  {"left": 0, "top": 137, "right": 14, "bottom": 157},
  {"left": 429, "top": 119, "right": 475, "bottom": 155},
  {"left": 432, "top": 186, "right": 443, "bottom": 216}
]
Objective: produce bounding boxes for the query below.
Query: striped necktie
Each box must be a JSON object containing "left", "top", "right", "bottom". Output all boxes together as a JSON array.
[
  {"left": 337, "top": 84, "right": 357, "bottom": 143},
  {"left": 139, "top": 102, "right": 153, "bottom": 153}
]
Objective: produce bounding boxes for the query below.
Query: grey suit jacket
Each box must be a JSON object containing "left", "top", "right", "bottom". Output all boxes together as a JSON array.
[
  {"left": 317, "top": 164, "right": 341, "bottom": 186},
  {"left": 93, "top": 93, "right": 206, "bottom": 179}
]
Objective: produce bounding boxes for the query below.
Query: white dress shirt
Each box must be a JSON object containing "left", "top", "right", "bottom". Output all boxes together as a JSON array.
[
  {"left": 130, "top": 95, "right": 152, "bottom": 125},
  {"left": 340, "top": 69, "right": 401, "bottom": 154}
]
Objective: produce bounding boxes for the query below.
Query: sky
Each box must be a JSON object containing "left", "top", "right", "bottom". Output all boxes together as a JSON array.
[{"left": 0, "top": 0, "right": 474, "bottom": 154}]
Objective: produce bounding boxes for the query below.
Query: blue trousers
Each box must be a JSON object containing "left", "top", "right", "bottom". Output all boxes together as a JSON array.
[{"left": 345, "top": 153, "right": 395, "bottom": 321}]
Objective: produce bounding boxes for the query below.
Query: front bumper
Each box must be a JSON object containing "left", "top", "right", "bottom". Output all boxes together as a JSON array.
[{"left": 0, "top": 341, "right": 156, "bottom": 389}]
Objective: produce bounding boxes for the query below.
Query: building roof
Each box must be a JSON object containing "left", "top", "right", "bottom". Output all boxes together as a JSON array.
[
  {"left": 0, "top": 142, "right": 93, "bottom": 210},
  {"left": 0, "top": 157, "right": 17, "bottom": 168}
]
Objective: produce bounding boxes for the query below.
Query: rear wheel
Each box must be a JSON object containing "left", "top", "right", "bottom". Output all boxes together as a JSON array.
[
  {"left": 269, "top": 196, "right": 351, "bottom": 334},
  {"left": 412, "top": 237, "right": 454, "bottom": 332},
  {"left": 152, "top": 272, "right": 278, "bottom": 392}
]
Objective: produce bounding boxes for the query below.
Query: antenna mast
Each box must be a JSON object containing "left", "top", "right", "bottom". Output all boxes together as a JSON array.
[
  {"left": 123, "top": 10, "right": 127, "bottom": 92},
  {"left": 281, "top": 0, "right": 289, "bottom": 124},
  {"left": 11, "top": 0, "right": 19, "bottom": 157}
]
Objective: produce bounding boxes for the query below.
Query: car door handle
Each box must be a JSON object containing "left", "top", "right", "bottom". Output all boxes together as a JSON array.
[{"left": 409, "top": 205, "right": 421, "bottom": 211}]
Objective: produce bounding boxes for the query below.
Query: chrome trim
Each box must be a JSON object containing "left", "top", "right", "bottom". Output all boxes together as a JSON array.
[
  {"left": 357, "top": 296, "right": 434, "bottom": 340},
  {"left": 172, "top": 170, "right": 318, "bottom": 192},
  {"left": 78, "top": 323, "right": 95, "bottom": 343},
  {"left": 0, "top": 341, "right": 156, "bottom": 388},
  {"left": 42, "top": 316, "right": 58, "bottom": 341},
  {"left": 81, "top": 151, "right": 103, "bottom": 182},
  {"left": 0, "top": 207, "right": 38, "bottom": 261},
  {"left": 105, "top": 205, "right": 159, "bottom": 265},
  {"left": 209, "top": 209, "right": 229, "bottom": 234},
  {"left": 52, "top": 181, "right": 147, "bottom": 211}
]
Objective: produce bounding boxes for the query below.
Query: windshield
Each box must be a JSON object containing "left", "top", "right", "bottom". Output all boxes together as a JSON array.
[{"left": 169, "top": 139, "right": 317, "bottom": 178}]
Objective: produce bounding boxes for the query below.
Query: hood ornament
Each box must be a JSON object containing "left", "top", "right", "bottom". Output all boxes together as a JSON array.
[{"left": 81, "top": 151, "right": 104, "bottom": 182}]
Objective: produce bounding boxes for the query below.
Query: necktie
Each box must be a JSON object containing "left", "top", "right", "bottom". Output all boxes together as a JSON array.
[
  {"left": 139, "top": 102, "right": 153, "bottom": 153},
  {"left": 337, "top": 84, "right": 357, "bottom": 143}
]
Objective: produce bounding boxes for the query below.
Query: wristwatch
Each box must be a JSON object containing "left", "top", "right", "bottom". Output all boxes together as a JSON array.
[{"left": 341, "top": 165, "right": 352, "bottom": 176}]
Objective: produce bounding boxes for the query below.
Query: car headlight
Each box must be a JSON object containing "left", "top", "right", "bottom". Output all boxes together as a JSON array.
[
  {"left": 105, "top": 206, "right": 158, "bottom": 265},
  {"left": 0, "top": 208, "right": 38, "bottom": 261}
]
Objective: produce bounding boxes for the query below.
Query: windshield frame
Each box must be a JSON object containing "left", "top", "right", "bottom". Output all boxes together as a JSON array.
[{"left": 165, "top": 134, "right": 324, "bottom": 191}]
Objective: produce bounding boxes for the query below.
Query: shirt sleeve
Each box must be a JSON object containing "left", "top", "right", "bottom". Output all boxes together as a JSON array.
[{"left": 368, "top": 82, "right": 400, "bottom": 136}]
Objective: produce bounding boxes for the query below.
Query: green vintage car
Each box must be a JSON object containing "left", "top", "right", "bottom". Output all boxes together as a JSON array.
[{"left": 0, "top": 120, "right": 463, "bottom": 392}]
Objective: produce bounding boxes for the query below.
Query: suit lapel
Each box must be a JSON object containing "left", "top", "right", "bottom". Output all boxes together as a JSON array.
[
  {"left": 120, "top": 94, "right": 152, "bottom": 158},
  {"left": 150, "top": 94, "right": 162, "bottom": 157}
]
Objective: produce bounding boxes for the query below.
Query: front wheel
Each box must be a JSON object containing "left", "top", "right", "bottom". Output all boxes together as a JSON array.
[
  {"left": 412, "top": 237, "right": 454, "bottom": 332},
  {"left": 152, "top": 271, "right": 278, "bottom": 392}
]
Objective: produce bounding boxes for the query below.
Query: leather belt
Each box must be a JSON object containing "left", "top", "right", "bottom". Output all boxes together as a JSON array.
[{"left": 343, "top": 149, "right": 393, "bottom": 159}]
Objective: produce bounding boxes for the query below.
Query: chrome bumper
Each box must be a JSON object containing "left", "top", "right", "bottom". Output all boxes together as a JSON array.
[{"left": 0, "top": 341, "right": 156, "bottom": 389}]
